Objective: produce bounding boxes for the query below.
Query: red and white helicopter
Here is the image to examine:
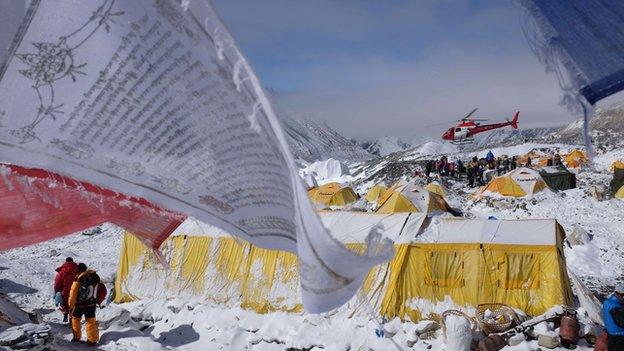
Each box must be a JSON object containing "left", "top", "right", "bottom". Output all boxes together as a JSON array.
[{"left": 441, "top": 108, "right": 519, "bottom": 144}]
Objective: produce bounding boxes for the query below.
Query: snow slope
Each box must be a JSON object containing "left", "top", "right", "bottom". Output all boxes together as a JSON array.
[{"left": 1, "top": 140, "right": 623, "bottom": 350}]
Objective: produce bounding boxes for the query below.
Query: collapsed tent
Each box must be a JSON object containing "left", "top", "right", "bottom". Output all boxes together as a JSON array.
[
  {"left": 364, "top": 184, "right": 387, "bottom": 203},
  {"left": 308, "top": 183, "right": 359, "bottom": 207},
  {"left": 564, "top": 150, "right": 588, "bottom": 169},
  {"left": 115, "top": 218, "right": 572, "bottom": 319},
  {"left": 539, "top": 166, "right": 576, "bottom": 191},
  {"left": 0, "top": 164, "right": 185, "bottom": 251},
  {"left": 611, "top": 168, "right": 624, "bottom": 199},
  {"left": 479, "top": 168, "right": 549, "bottom": 198}
]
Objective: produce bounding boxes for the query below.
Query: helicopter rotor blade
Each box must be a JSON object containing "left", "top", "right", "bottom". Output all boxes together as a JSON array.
[{"left": 462, "top": 108, "right": 478, "bottom": 120}]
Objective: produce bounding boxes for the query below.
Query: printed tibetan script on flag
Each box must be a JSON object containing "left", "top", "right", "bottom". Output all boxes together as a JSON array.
[{"left": 0, "top": 0, "right": 392, "bottom": 312}]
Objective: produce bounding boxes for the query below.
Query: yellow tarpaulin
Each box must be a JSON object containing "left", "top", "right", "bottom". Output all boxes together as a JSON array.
[
  {"left": 115, "top": 220, "right": 572, "bottom": 319},
  {"left": 616, "top": 185, "right": 624, "bottom": 199}
]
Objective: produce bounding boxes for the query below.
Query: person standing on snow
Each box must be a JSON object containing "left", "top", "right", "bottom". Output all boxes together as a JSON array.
[
  {"left": 603, "top": 284, "right": 624, "bottom": 350},
  {"left": 69, "top": 263, "right": 107, "bottom": 346},
  {"left": 53, "top": 257, "right": 79, "bottom": 323},
  {"left": 554, "top": 153, "right": 563, "bottom": 166}
]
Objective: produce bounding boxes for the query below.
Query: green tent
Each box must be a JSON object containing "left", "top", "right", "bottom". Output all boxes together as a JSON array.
[
  {"left": 539, "top": 166, "right": 576, "bottom": 191},
  {"left": 611, "top": 168, "right": 624, "bottom": 194}
]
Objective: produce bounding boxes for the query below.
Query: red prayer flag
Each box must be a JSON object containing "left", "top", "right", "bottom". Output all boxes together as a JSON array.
[{"left": 0, "top": 163, "right": 185, "bottom": 251}]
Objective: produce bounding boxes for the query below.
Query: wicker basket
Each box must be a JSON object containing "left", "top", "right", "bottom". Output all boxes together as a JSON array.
[{"left": 476, "top": 303, "right": 518, "bottom": 335}]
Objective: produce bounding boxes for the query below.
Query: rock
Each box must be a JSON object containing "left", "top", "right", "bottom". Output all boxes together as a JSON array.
[
  {"left": 383, "top": 317, "right": 402, "bottom": 337},
  {"left": 508, "top": 333, "right": 526, "bottom": 346},
  {"left": 0, "top": 328, "right": 27, "bottom": 346},
  {"left": 97, "top": 305, "right": 131, "bottom": 329},
  {"left": 0, "top": 323, "right": 52, "bottom": 349},
  {"left": 537, "top": 333, "right": 561, "bottom": 349},
  {"left": 568, "top": 226, "right": 591, "bottom": 246}
]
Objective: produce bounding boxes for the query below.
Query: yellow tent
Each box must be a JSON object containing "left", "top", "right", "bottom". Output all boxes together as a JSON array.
[
  {"left": 365, "top": 184, "right": 387, "bottom": 203},
  {"left": 376, "top": 181, "right": 450, "bottom": 214},
  {"left": 616, "top": 186, "right": 624, "bottom": 199},
  {"left": 564, "top": 149, "right": 588, "bottom": 169},
  {"left": 308, "top": 182, "right": 358, "bottom": 207},
  {"left": 517, "top": 152, "right": 543, "bottom": 166},
  {"left": 480, "top": 168, "right": 548, "bottom": 198},
  {"left": 610, "top": 160, "right": 624, "bottom": 172},
  {"left": 115, "top": 218, "right": 572, "bottom": 319},
  {"left": 425, "top": 182, "right": 446, "bottom": 198}
]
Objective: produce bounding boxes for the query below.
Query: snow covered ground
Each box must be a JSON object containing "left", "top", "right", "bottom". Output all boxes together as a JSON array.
[{"left": 1, "top": 142, "right": 623, "bottom": 350}]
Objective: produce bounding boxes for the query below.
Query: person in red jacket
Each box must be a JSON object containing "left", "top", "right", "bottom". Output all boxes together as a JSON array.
[
  {"left": 53, "top": 257, "right": 79, "bottom": 323},
  {"left": 68, "top": 265, "right": 107, "bottom": 346}
]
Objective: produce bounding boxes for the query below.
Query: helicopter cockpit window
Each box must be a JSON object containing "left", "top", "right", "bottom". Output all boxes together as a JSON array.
[{"left": 455, "top": 128, "right": 461, "bottom": 132}]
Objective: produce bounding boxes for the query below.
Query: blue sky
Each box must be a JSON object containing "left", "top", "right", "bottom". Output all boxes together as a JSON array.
[{"left": 212, "top": 0, "right": 573, "bottom": 139}]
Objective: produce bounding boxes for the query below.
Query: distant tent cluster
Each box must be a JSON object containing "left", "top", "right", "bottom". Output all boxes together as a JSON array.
[
  {"left": 473, "top": 149, "right": 591, "bottom": 199},
  {"left": 116, "top": 218, "right": 572, "bottom": 319}
]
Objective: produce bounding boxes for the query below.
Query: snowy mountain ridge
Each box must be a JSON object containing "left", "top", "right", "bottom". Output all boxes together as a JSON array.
[
  {"left": 357, "top": 135, "right": 433, "bottom": 157},
  {"left": 281, "top": 115, "right": 374, "bottom": 163}
]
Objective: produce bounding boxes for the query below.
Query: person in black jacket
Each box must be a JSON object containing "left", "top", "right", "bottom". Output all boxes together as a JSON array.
[{"left": 603, "top": 284, "right": 624, "bottom": 350}]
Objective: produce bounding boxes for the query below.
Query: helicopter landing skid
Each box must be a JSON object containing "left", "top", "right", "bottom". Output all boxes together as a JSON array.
[{"left": 451, "top": 138, "right": 474, "bottom": 145}]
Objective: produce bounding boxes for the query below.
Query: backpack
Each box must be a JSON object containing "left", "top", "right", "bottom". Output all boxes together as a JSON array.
[{"left": 77, "top": 272, "right": 101, "bottom": 305}]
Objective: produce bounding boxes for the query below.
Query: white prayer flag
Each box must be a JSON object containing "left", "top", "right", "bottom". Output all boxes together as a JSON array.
[{"left": 0, "top": 0, "right": 393, "bottom": 312}]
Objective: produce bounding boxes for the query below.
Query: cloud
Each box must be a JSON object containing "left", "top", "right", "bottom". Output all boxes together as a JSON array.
[
  {"left": 213, "top": 0, "right": 574, "bottom": 139},
  {"left": 276, "top": 49, "right": 570, "bottom": 139}
]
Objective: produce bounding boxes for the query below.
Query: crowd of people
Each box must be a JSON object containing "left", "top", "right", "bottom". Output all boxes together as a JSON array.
[
  {"left": 423, "top": 150, "right": 565, "bottom": 188},
  {"left": 54, "top": 257, "right": 107, "bottom": 346}
]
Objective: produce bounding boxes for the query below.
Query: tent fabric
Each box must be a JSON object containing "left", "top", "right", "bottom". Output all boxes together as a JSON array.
[
  {"left": 365, "top": 185, "right": 387, "bottom": 203},
  {"left": 308, "top": 182, "right": 358, "bottom": 207},
  {"left": 564, "top": 150, "right": 588, "bottom": 169},
  {"left": 610, "top": 161, "right": 624, "bottom": 172},
  {"left": 539, "top": 166, "right": 576, "bottom": 191},
  {"left": 316, "top": 212, "right": 427, "bottom": 244},
  {"left": 376, "top": 181, "right": 451, "bottom": 214},
  {"left": 611, "top": 169, "right": 624, "bottom": 195},
  {"left": 481, "top": 168, "right": 548, "bottom": 198},
  {"left": 616, "top": 186, "right": 624, "bottom": 200},
  {"left": 520, "top": 0, "right": 624, "bottom": 106},
  {"left": 115, "top": 219, "right": 572, "bottom": 319},
  {"left": 0, "top": 163, "right": 185, "bottom": 251},
  {"left": 425, "top": 183, "right": 446, "bottom": 198}
]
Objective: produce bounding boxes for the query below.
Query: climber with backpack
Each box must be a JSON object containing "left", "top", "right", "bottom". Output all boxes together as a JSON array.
[{"left": 68, "top": 263, "right": 107, "bottom": 346}]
